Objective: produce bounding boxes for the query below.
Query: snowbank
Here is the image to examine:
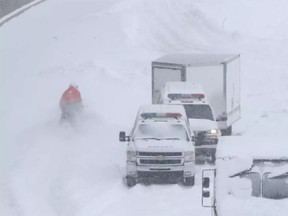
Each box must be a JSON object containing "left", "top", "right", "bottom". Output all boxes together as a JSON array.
[{"left": 218, "top": 136, "right": 288, "bottom": 160}]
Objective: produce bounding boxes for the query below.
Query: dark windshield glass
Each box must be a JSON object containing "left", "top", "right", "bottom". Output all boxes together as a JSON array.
[
  {"left": 134, "top": 123, "right": 188, "bottom": 140},
  {"left": 183, "top": 104, "right": 214, "bottom": 120},
  {"left": 263, "top": 173, "right": 288, "bottom": 199},
  {"left": 239, "top": 172, "right": 261, "bottom": 197}
]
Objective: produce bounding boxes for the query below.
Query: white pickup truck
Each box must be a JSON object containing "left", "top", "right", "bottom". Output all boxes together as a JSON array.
[
  {"left": 119, "top": 104, "right": 195, "bottom": 187},
  {"left": 202, "top": 136, "right": 288, "bottom": 216},
  {"left": 157, "top": 81, "right": 220, "bottom": 162}
]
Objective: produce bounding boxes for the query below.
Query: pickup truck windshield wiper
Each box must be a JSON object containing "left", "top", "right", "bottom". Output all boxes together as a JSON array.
[
  {"left": 135, "top": 137, "right": 180, "bottom": 141},
  {"left": 142, "top": 138, "right": 161, "bottom": 141},
  {"left": 162, "top": 138, "right": 180, "bottom": 140}
]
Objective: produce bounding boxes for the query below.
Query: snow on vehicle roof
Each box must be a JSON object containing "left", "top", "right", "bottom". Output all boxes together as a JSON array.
[
  {"left": 163, "top": 82, "right": 205, "bottom": 94},
  {"left": 217, "top": 136, "right": 288, "bottom": 182},
  {"left": 251, "top": 162, "right": 288, "bottom": 178},
  {"left": 217, "top": 136, "right": 288, "bottom": 160},
  {"left": 153, "top": 53, "right": 239, "bottom": 66},
  {"left": 138, "top": 104, "right": 187, "bottom": 118}
]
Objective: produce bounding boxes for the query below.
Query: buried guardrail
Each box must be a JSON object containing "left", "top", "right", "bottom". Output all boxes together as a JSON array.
[{"left": 0, "top": 0, "right": 47, "bottom": 27}]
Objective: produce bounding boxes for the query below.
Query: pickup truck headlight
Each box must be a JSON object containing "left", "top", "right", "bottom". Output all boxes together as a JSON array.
[
  {"left": 184, "top": 151, "right": 195, "bottom": 162},
  {"left": 127, "top": 150, "right": 137, "bottom": 162},
  {"left": 209, "top": 129, "right": 218, "bottom": 134}
]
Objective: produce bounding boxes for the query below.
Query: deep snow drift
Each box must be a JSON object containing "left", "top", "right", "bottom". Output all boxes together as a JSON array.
[{"left": 1, "top": 0, "right": 288, "bottom": 215}]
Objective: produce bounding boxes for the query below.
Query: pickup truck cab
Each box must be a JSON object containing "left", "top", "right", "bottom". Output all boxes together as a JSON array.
[
  {"left": 119, "top": 104, "right": 195, "bottom": 187},
  {"left": 157, "top": 82, "right": 220, "bottom": 162},
  {"left": 202, "top": 136, "right": 288, "bottom": 216}
]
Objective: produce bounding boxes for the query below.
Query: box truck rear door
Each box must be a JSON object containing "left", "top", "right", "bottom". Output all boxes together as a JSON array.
[{"left": 152, "top": 65, "right": 183, "bottom": 103}]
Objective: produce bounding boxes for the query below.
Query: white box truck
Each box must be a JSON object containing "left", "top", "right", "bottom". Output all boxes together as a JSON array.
[{"left": 152, "top": 54, "right": 241, "bottom": 135}]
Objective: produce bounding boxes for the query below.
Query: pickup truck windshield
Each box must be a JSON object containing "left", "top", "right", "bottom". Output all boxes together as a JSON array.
[
  {"left": 263, "top": 173, "right": 288, "bottom": 199},
  {"left": 238, "top": 172, "right": 261, "bottom": 197},
  {"left": 234, "top": 161, "right": 288, "bottom": 199},
  {"left": 133, "top": 123, "right": 188, "bottom": 140},
  {"left": 183, "top": 104, "right": 214, "bottom": 121}
]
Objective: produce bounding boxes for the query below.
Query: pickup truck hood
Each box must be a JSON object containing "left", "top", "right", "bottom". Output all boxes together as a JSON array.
[
  {"left": 188, "top": 119, "right": 218, "bottom": 131},
  {"left": 133, "top": 140, "right": 193, "bottom": 152}
]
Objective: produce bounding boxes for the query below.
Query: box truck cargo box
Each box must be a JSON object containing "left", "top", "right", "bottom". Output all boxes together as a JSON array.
[{"left": 152, "top": 54, "right": 241, "bottom": 135}]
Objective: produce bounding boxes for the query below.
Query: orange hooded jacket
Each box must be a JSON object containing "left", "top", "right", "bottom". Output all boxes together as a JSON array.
[{"left": 60, "top": 85, "right": 82, "bottom": 109}]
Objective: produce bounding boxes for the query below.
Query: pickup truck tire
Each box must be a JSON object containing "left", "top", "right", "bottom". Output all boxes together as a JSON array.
[
  {"left": 221, "top": 126, "right": 232, "bottom": 136},
  {"left": 126, "top": 176, "right": 136, "bottom": 187},
  {"left": 211, "top": 154, "right": 216, "bottom": 164},
  {"left": 184, "top": 176, "right": 195, "bottom": 186}
]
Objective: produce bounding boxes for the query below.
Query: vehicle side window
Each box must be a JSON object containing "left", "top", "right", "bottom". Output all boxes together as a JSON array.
[
  {"left": 262, "top": 173, "right": 288, "bottom": 199},
  {"left": 238, "top": 172, "right": 261, "bottom": 197}
]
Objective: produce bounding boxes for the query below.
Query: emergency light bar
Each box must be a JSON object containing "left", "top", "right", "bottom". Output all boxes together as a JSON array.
[
  {"left": 168, "top": 93, "right": 205, "bottom": 100},
  {"left": 140, "top": 112, "right": 182, "bottom": 119}
]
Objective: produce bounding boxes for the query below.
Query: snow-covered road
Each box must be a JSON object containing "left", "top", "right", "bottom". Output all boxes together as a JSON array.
[{"left": 1, "top": 0, "right": 288, "bottom": 215}]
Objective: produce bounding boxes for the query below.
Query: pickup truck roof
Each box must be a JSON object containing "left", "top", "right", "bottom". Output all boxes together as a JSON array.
[
  {"left": 134, "top": 104, "right": 193, "bottom": 139},
  {"left": 160, "top": 82, "right": 209, "bottom": 104},
  {"left": 216, "top": 136, "right": 288, "bottom": 182},
  {"left": 137, "top": 104, "right": 187, "bottom": 120}
]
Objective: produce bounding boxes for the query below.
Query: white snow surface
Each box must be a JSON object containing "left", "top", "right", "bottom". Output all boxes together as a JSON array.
[
  {"left": 218, "top": 136, "right": 288, "bottom": 159},
  {"left": 1, "top": 0, "right": 288, "bottom": 215}
]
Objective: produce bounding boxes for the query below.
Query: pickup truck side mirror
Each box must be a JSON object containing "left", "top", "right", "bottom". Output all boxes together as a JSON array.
[
  {"left": 216, "top": 115, "right": 227, "bottom": 121},
  {"left": 119, "top": 131, "right": 130, "bottom": 142},
  {"left": 191, "top": 136, "right": 195, "bottom": 142}
]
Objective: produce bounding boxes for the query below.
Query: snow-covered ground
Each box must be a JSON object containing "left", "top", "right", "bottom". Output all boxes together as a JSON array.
[{"left": 0, "top": 0, "right": 288, "bottom": 215}]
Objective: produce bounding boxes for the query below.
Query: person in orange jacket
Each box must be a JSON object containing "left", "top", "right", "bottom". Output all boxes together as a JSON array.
[{"left": 60, "top": 84, "right": 83, "bottom": 119}]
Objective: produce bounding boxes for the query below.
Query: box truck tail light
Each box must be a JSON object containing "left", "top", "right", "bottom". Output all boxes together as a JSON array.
[{"left": 140, "top": 112, "right": 182, "bottom": 119}]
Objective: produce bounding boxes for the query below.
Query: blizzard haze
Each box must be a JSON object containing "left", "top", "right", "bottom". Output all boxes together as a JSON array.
[{"left": 1, "top": 0, "right": 288, "bottom": 215}]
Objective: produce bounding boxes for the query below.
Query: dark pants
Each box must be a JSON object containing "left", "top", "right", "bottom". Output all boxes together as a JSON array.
[{"left": 61, "top": 103, "right": 82, "bottom": 120}]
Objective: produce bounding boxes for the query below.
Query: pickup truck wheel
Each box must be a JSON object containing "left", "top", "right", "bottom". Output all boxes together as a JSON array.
[
  {"left": 221, "top": 126, "right": 232, "bottom": 136},
  {"left": 211, "top": 154, "right": 216, "bottom": 164},
  {"left": 184, "top": 176, "right": 195, "bottom": 186},
  {"left": 126, "top": 176, "right": 136, "bottom": 187}
]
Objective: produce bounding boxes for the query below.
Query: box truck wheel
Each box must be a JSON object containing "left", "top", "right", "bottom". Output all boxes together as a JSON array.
[
  {"left": 184, "top": 176, "right": 195, "bottom": 186},
  {"left": 221, "top": 126, "right": 232, "bottom": 136},
  {"left": 126, "top": 176, "right": 136, "bottom": 187}
]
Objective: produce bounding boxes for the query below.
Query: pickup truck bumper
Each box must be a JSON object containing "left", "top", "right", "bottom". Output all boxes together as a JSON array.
[{"left": 195, "top": 145, "right": 216, "bottom": 155}]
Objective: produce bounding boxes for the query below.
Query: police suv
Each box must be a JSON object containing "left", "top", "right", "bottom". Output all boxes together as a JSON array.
[{"left": 119, "top": 104, "right": 195, "bottom": 187}]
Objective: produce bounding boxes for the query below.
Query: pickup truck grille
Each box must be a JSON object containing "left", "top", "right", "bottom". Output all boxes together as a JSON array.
[
  {"left": 140, "top": 159, "right": 182, "bottom": 165},
  {"left": 195, "top": 132, "right": 218, "bottom": 145},
  {"left": 138, "top": 152, "right": 182, "bottom": 156}
]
